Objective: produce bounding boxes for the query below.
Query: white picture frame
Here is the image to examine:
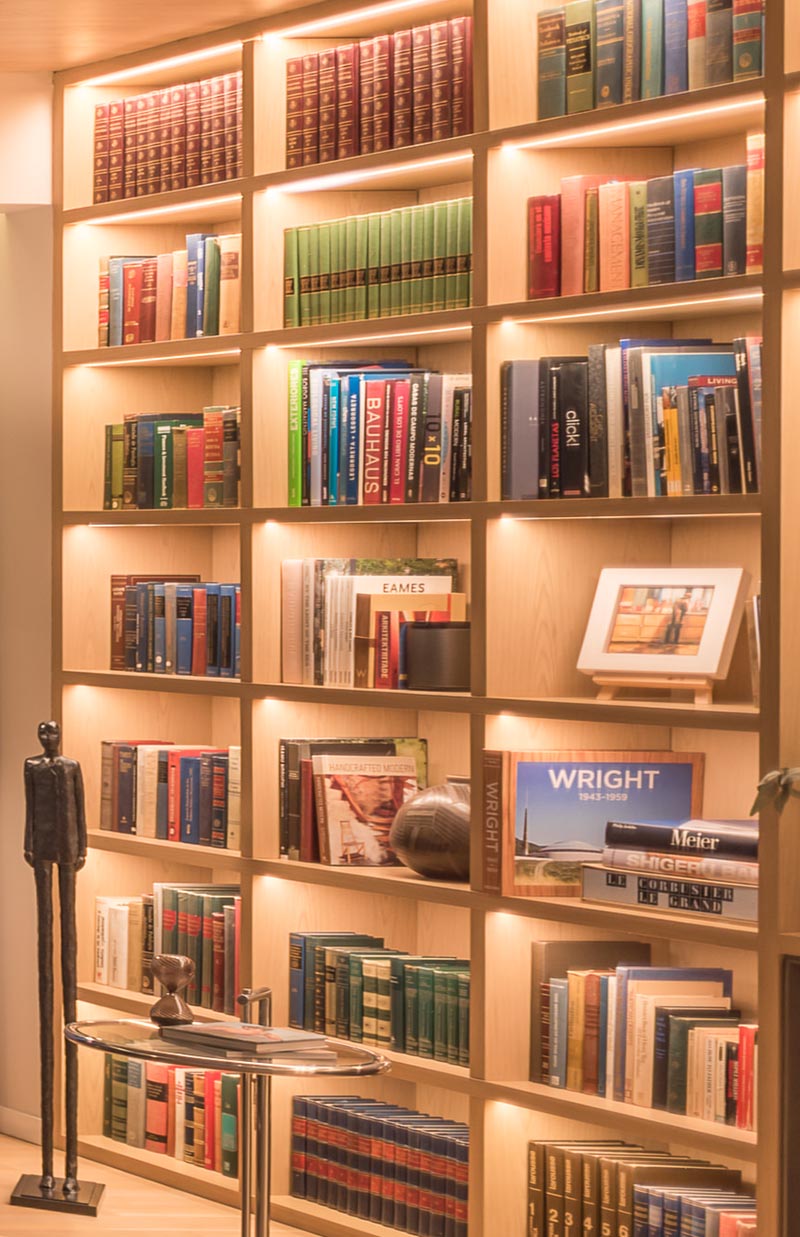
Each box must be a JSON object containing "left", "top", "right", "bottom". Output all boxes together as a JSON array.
[{"left": 577, "top": 567, "right": 750, "bottom": 680}]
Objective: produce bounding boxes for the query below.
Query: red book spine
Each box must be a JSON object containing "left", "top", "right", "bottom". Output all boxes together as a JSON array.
[
  {"left": 358, "top": 39, "right": 375, "bottom": 154},
  {"left": 335, "top": 44, "right": 359, "bottom": 159},
  {"left": 122, "top": 261, "right": 143, "bottom": 345},
  {"left": 380, "top": 380, "right": 393, "bottom": 502},
  {"left": 234, "top": 71, "right": 243, "bottom": 177},
  {"left": 203, "top": 1072, "right": 217, "bottom": 1170},
  {"left": 389, "top": 378, "right": 410, "bottom": 503},
  {"left": 224, "top": 72, "right": 239, "bottom": 179},
  {"left": 318, "top": 48, "right": 338, "bottom": 163},
  {"left": 374, "top": 612, "right": 392, "bottom": 689},
  {"left": 362, "top": 379, "right": 385, "bottom": 502},
  {"left": 430, "top": 21, "right": 452, "bottom": 142},
  {"left": 143, "top": 1062, "right": 169, "bottom": 1154},
  {"left": 108, "top": 100, "right": 125, "bottom": 201},
  {"left": 372, "top": 34, "right": 393, "bottom": 152},
  {"left": 302, "top": 52, "right": 320, "bottom": 165},
  {"left": 186, "top": 427, "right": 205, "bottom": 508},
  {"left": 285, "top": 56, "right": 305, "bottom": 168},
  {"left": 210, "top": 75, "right": 227, "bottom": 183},
  {"left": 211, "top": 912, "right": 225, "bottom": 1012},
  {"left": 138, "top": 257, "right": 158, "bottom": 343},
  {"left": 529, "top": 195, "right": 561, "bottom": 298},
  {"left": 203, "top": 410, "right": 224, "bottom": 504},
  {"left": 392, "top": 30, "right": 413, "bottom": 148},
  {"left": 388, "top": 612, "right": 400, "bottom": 688},
  {"left": 694, "top": 176, "right": 724, "bottom": 276},
  {"left": 200, "top": 77, "right": 214, "bottom": 183},
  {"left": 157, "top": 87, "right": 171, "bottom": 193},
  {"left": 299, "top": 757, "right": 318, "bottom": 862},
  {"left": 135, "top": 93, "right": 149, "bottom": 195},
  {"left": 123, "top": 98, "right": 137, "bottom": 198},
  {"left": 167, "top": 750, "right": 183, "bottom": 840},
  {"left": 170, "top": 84, "right": 186, "bottom": 191},
  {"left": 191, "top": 586, "right": 207, "bottom": 676},
  {"left": 145, "top": 90, "right": 161, "bottom": 195},
  {"left": 93, "top": 103, "right": 110, "bottom": 204},
  {"left": 450, "top": 16, "right": 473, "bottom": 137},
  {"left": 412, "top": 26, "right": 433, "bottom": 145},
  {"left": 185, "top": 81, "right": 201, "bottom": 187}
]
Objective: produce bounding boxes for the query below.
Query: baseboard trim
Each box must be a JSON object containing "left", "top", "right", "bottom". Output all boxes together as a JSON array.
[{"left": 0, "top": 1106, "right": 41, "bottom": 1144}]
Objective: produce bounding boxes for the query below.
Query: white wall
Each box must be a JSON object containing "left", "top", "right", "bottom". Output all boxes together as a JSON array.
[{"left": 0, "top": 72, "right": 53, "bottom": 1139}]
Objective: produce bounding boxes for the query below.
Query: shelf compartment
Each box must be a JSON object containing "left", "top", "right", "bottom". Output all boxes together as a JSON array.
[
  {"left": 488, "top": 695, "right": 760, "bottom": 732},
  {"left": 272, "top": 1196, "right": 417, "bottom": 1237},
  {"left": 77, "top": 981, "right": 236, "bottom": 1022}
]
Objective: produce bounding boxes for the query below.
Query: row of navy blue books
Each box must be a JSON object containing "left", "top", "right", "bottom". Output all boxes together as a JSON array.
[
  {"left": 528, "top": 1139, "right": 755, "bottom": 1236},
  {"left": 537, "top": 0, "right": 764, "bottom": 120},
  {"left": 287, "top": 362, "right": 472, "bottom": 507},
  {"left": 99, "top": 740, "right": 241, "bottom": 849},
  {"left": 500, "top": 337, "right": 762, "bottom": 501},
  {"left": 291, "top": 1095, "right": 469, "bottom": 1237},
  {"left": 110, "top": 576, "right": 241, "bottom": 677}
]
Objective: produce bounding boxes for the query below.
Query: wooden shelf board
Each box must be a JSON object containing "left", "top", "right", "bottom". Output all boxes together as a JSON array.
[
  {"left": 271, "top": 1197, "right": 391, "bottom": 1237},
  {"left": 255, "top": 136, "right": 475, "bottom": 195},
  {"left": 251, "top": 504, "right": 476, "bottom": 525},
  {"left": 780, "top": 932, "right": 800, "bottom": 956},
  {"left": 252, "top": 682, "right": 475, "bottom": 713},
  {"left": 251, "top": 858, "right": 474, "bottom": 907},
  {"left": 77, "top": 1134, "right": 240, "bottom": 1208},
  {"left": 63, "top": 181, "right": 246, "bottom": 226},
  {"left": 484, "top": 694, "right": 760, "bottom": 731},
  {"left": 63, "top": 336, "right": 247, "bottom": 368},
  {"left": 483, "top": 1080, "right": 757, "bottom": 1160},
  {"left": 481, "top": 496, "right": 762, "bottom": 521},
  {"left": 87, "top": 829, "right": 245, "bottom": 869},
  {"left": 255, "top": 310, "right": 474, "bottom": 349},
  {"left": 489, "top": 79, "right": 764, "bottom": 150},
  {"left": 484, "top": 276, "right": 763, "bottom": 326},
  {"left": 379, "top": 1047, "right": 474, "bottom": 1092},
  {"left": 62, "top": 509, "right": 247, "bottom": 526},
  {"left": 76, "top": 981, "right": 236, "bottom": 1022},
  {"left": 60, "top": 669, "right": 249, "bottom": 697}
]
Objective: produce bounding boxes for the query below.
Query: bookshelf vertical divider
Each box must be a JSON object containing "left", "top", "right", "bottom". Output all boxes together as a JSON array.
[{"left": 50, "top": 0, "right": 797, "bottom": 1233}]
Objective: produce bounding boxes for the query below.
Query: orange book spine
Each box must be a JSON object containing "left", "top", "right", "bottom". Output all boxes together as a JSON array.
[{"left": 598, "top": 180, "right": 631, "bottom": 291}]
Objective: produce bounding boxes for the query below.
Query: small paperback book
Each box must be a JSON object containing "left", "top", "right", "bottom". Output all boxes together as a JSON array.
[{"left": 312, "top": 753, "right": 418, "bottom": 866}]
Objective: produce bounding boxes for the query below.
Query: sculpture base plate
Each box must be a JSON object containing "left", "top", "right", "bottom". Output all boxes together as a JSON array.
[{"left": 10, "top": 1174, "right": 105, "bottom": 1215}]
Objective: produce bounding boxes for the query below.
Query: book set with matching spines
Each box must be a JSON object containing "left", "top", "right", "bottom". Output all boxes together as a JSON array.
[
  {"left": 98, "top": 232, "right": 242, "bottom": 347},
  {"left": 289, "top": 931, "right": 470, "bottom": 1066},
  {"left": 280, "top": 556, "right": 462, "bottom": 689},
  {"left": 100, "top": 740, "right": 241, "bottom": 849},
  {"left": 530, "top": 943, "right": 758, "bottom": 1131},
  {"left": 288, "top": 361, "right": 472, "bottom": 508},
  {"left": 537, "top": 0, "right": 764, "bottom": 120},
  {"left": 527, "top": 1138, "right": 755, "bottom": 1237},
  {"left": 95, "top": 883, "right": 241, "bottom": 1012},
  {"left": 103, "top": 1052, "right": 241, "bottom": 1177},
  {"left": 109, "top": 575, "right": 241, "bottom": 678},
  {"left": 528, "top": 134, "right": 764, "bottom": 301},
  {"left": 93, "top": 72, "right": 242, "bottom": 204},
  {"left": 501, "top": 336, "right": 762, "bottom": 501},
  {"left": 283, "top": 197, "right": 473, "bottom": 327},
  {"left": 291, "top": 1095, "right": 469, "bottom": 1236},
  {"left": 285, "top": 17, "right": 473, "bottom": 169},
  {"left": 103, "top": 406, "right": 240, "bottom": 510}
]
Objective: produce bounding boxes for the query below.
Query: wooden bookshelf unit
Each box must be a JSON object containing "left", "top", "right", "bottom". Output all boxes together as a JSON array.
[{"left": 51, "top": 1, "right": 798, "bottom": 1234}]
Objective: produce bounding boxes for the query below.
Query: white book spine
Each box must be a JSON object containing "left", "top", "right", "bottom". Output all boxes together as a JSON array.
[
  {"left": 281, "top": 559, "right": 304, "bottom": 685},
  {"left": 227, "top": 746, "right": 241, "bottom": 851},
  {"left": 605, "top": 976, "right": 617, "bottom": 1096},
  {"left": 95, "top": 899, "right": 110, "bottom": 985},
  {"left": 714, "top": 1036, "right": 728, "bottom": 1123},
  {"left": 107, "top": 903, "right": 129, "bottom": 989},
  {"left": 302, "top": 559, "right": 315, "bottom": 685},
  {"left": 174, "top": 1069, "right": 186, "bottom": 1161}
]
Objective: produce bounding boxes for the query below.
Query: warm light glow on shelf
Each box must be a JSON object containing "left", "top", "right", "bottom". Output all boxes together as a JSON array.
[
  {"left": 80, "top": 42, "right": 242, "bottom": 86},
  {"left": 77, "top": 195, "right": 242, "bottom": 226},
  {"left": 274, "top": 0, "right": 438, "bottom": 38},
  {"left": 81, "top": 348, "right": 241, "bottom": 367},
  {"left": 503, "top": 94, "right": 764, "bottom": 150},
  {"left": 269, "top": 151, "right": 473, "bottom": 194},
  {"left": 510, "top": 289, "right": 763, "bottom": 324},
  {"left": 274, "top": 324, "right": 470, "bottom": 347}
]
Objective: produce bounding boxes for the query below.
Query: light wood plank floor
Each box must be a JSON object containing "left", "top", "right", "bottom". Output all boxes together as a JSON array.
[{"left": 0, "top": 1135, "right": 304, "bottom": 1235}]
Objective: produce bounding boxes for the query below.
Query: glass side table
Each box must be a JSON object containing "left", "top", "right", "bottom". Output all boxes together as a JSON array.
[{"left": 65, "top": 1018, "right": 390, "bottom": 1236}]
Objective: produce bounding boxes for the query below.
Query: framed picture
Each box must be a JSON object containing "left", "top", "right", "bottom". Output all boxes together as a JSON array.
[{"left": 577, "top": 567, "right": 750, "bottom": 681}]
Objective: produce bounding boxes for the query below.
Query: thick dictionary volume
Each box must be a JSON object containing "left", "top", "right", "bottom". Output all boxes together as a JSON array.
[
  {"left": 528, "top": 195, "right": 561, "bottom": 298},
  {"left": 723, "top": 164, "right": 747, "bottom": 276},
  {"left": 565, "top": 0, "right": 595, "bottom": 113},
  {"left": 646, "top": 175, "right": 676, "bottom": 285},
  {"left": 694, "top": 167, "right": 724, "bottom": 278},
  {"left": 664, "top": 0, "right": 689, "bottom": 93},
  {"left": 733, "top": 0, "right": 763, "bottom": 79},
  {"left": 595, "top": 0, "right": 625, "bottom": 107},
  {"left": 538, "top": 8, "right": 567, "bottom": 118}
]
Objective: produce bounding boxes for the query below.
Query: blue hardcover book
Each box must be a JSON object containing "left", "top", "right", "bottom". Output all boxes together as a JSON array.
[
  {"left": 595, "top": 0, "right": 626, "bottom": 107},
  {"left": 632, "top": 1185, "right": 653, "bottom": 1237},
  {"left": 175, "top": 585, "right": 194, "bottom": 675},
  {"left": 646, "top": 1186, "right": 665, "bottom": 1237},
  {"left": 641, "top": 0, "right": 664, "bottom": 97},
  {"left": 328, "top": 378, "right": 341, "bottom": 505},
  {"left": 108, "top": 257, "right": 147, "bottom": 347},
  {"left": 344, "top": 375, "right": 361, "bottom": 504},
  {"left": 613, "top": 966, "right": 733, "bottom": 1102},
  {"left": 290, "top": 1096, "right": 307, "bottom": 1197},
  {"left": 155, "top": 749, "right": 169, "bottom": 839},
  {"left": 205, "top": 582, "right": 221, "bottom": 676},
  {"left": 135, "top": 421, "right": 155, "bottom": 508},
  {"left": 549, "top": 978, "right": 569, "bottom": 1087},
  {"left": 179, "top": 755, "right": 202, "bottom": 844},
  {"left": 674, "top": 168, "right": 697, "bottom": 281},
  {"left": 134, "top": 582, "right": 149, "bottom": 672},
  {"left": 500, "top": 360, "right": 540, "bottom": 500},
  {"left": 198, "top": 752, "right": 214, "bottom": 846},
  {"left": 597, "top": 974, "right": 610, "bottom": 1096},
  {"left": 664, "top": 0, "right": 688, "bottom": 92},
  {"left": 116, "top": 744, "right": 137, "bottom": 832},
  {"left": 185, "top": 233, "right": 212, "bottom": 339},
  {"left": 152, "top": 583, "right": 166, "bottom": 672},
  {"left": 233, "top": 584, "right": 241, "bottom": 678},
  {"left": 219, "top": 583, "right": 236, "bottom": 677}
]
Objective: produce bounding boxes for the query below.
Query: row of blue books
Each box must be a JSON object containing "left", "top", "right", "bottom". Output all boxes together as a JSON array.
[{"left": 112, "top": 577, "right": 241, "bottom": 677}]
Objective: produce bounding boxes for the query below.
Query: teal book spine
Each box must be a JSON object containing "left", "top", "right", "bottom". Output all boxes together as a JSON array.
[
  {"left": 641, "top": 0, "right": 665, "bottom": 97},
  {"left": 287, "top": 359, "right": 304, "bottom": 506},
  {"left": 284, "top": 227, "right": 300, "bottom": 327},
  {"left": 565, "top": 0, "right": 596, "bottom": 113},
  {"left": 733, "top": 0, "right": 763, "bottom": 79},
  {"left": 457, "top": 972, "right": 470, "bottom": 1066},
  {"left": 595, "top": 0, "right": 625, "bottom": 107},
  {"left": 537, "top": 7, "right": 567, "bottom": 119}
]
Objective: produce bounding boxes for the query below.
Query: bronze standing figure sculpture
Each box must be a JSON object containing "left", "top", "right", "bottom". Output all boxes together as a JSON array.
[{"left": 10, "top": 721, "right": 103, "bottom": 1215}]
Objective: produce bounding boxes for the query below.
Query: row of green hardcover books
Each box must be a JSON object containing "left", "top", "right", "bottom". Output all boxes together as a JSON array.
[{"left": 283, "top": 197, "right": 473, "bottom": 328}]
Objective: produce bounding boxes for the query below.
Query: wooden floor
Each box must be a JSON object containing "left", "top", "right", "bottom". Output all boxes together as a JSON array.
[{"left": 0, "top": 1135, "right": 305, "bottom": 1235}]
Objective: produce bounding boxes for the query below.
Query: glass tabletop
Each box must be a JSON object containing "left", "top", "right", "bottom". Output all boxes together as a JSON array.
[{"left": 64, "top": 1019, "right": 391, "bottom": 1078}]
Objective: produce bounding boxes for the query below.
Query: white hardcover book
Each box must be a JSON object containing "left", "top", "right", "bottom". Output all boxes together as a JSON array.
[
  {"left": 218, "top": 234, "right": 242, "bottom": 335},
  {"left": 94, "top": 897, "right": 115, "bottom": 984},
  {"left": 281, "top": 559, "right": 304, "bottom": 685},
  {"left": 624, "top": 978, "right": 728, "bottom": 1103},
  {"left": 714, "top": 1034, "right": 728, "bottom": 1123},
  {"left": 302, "top": 558, "right": 315, "bottom": 685},
  {"left": 107, "top": 902, "right": 130, "bottom": 989},
  {"left": 438, "top": 374, "right": 472, "bottom": 503},
  {"left": 135, "top": 746, "right": 162, "bottom": 839},
  {"left": 126, "top": 897, "right": 143, "bottom": 992},
  {"left": 630, "top": 992, "right": 731, "bottom": 1108},
  {"left": 605, "top": 975, "right": 617, "bottom": 1094},
  {"left": 227, "top": 746, "right": 241, "bottom": 851},
  {"left": 604, "top": 347, "right": 624, "bottom": 498},
  {"left": 173, "top": 1068, "right": 186, "bottom": 1161},
  {"left": 126, "top": 1058, "right": 146, "bottom": 1148}
]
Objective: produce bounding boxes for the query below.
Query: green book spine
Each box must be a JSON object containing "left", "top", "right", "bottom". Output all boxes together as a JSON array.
[
  {"left": 344, "top": 215, "right": 358, "bottom": 321},
  {"left": 379, "top": 211, "right": 393, "bottom": 317},
  {"left": 432, "top": 201, "right": 448, "bottom": 311},
  {"left": 103, "top": 425, "right": 113, "bottom": 509},
  {"left": 433, "top": 969, "right": 450, "bottom": 1061},
  {"left": 400, "top": 205, "right": 413, "bottom": 315},
  {"left": 162, "top": 888, "right": 178, "bottom": 953},
  {"left": 297, "top": 226, "right": 312, "bottom": 326},
  {"left": 367, "top": 212, "right": 381, "bottom": 319},
  {"left": 221, "top": 1073, "right": 239, "bottom": 1177},
  {"left": 694, "top": 167, "right": 724, "bottom": 278},
  {"left": 445, "top": 970, "right": 460, "bottom": 1064},
  {"left": 308, "top": 225, "right": 321, "bottom": 326},
  {"left": 376, "top": 961, "right": 392, "bottom": 1048},
  {"left": 404, "top": 964, "right": 420, "bottom": 1054},
  {"left": 103, "top": 1052, "right": 113, "bottom": 1137},
  {"left": 288, "top": 359, "right": 304, "bottom": 506},
  {"left": 445, "top": 200, "right": 457, "bottom": 309},
  {"left": 318, "top": 222, "right": 331, "bottom": 324},
  {"left": 565, "top": 0, "right": 596, "bottom": 113},
  {"left": 110, "top": 1054, "right": 128, "bottom": 1141},
  {"left": 420, "top": 202, "right": 435, "bottom": 312},
  {"left": 355, "top": 214, "right": 368, "bottom": 320},
  {"left": 362, "top": 960, "right": 378, "bottom": 1045},
  {"left": 390, "top": 207, "right": 403, "bottom": 316},
  {"left": 455, "top": 197, "right": 472, "bottom": 309},
  {"left": 457, "top": 972, "right": 470, "bottom": 1066},
  {"left": 284, "top": 227, "right": 300, "bottom": 327},
  {"left": 335, "top": 952, "right": 351, "bottom": 1038},
  {"left": 349, "top": 955, "right": 365, "bottom": 1042},
  {"left": 202, "top": 237, "right": 220, "bottom": 336},
  {"left": 110, "top": 424, "right": 124, "bottom": 508},
  {"left": 409, "top": 205, "right": 425, "bottom": 315},
  {"left": 584, "top": 186, "right": 599, "bottom": 293},
  {"left": 329, "top": 218, "right": 341, "bottom": 324},
  {"left": 733, "top": 3, "right": 763, "bottom": 80},
  {"left": 154, "top": 424, "right": 173, "bottom": 509},
  {"left": 417, "top": 965, "right": 435, "bottom": 1058},
  {"left": 629, "top": 180, "right": 649, "bottom": 287},
  {"left": 641, "top": 0, "right": 665, "bottom": 98}
]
